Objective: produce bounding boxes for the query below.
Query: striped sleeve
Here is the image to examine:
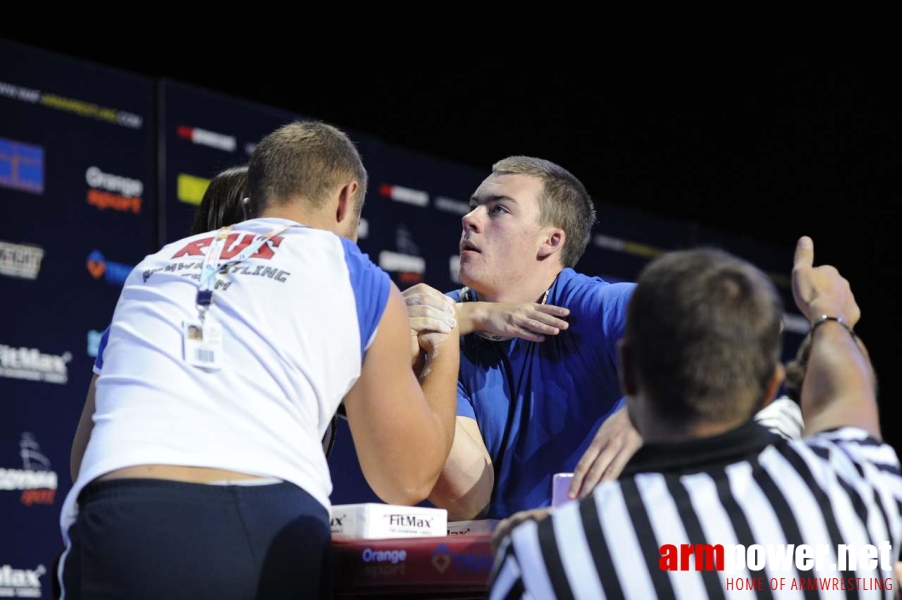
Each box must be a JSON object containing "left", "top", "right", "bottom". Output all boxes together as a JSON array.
[
  {"left": 808, "top": 427, "right": 902, "bottom": 475},
  {"left": 489, "top": 520, "right": 558, "bottom": 600},
  {"left": 488, "top": 537, "right": 527, "bottom": 600},
  {"left": 804, "top": 427, "right": 902, "bottom": 537}
]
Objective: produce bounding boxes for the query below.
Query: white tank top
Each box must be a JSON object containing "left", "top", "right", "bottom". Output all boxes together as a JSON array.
[{"left": 61, "top": 217, "right": 389, "bottom": 537}]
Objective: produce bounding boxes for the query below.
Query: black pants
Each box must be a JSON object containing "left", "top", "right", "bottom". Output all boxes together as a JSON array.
[{"left": 60, "top": 478, "right": 331, "bottom": 600}]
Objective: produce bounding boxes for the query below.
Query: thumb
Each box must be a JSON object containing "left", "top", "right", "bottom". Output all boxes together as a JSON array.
[{"left": 793, "top": 236, "right": 814, "bottom": 271}]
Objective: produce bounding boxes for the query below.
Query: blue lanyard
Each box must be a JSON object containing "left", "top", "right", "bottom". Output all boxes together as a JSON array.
[{"left": 196, "top": 224, "right": 294, "bottom": 321}]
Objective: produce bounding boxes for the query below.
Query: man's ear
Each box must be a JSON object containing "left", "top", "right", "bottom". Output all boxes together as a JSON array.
[
  {"left": 619, "top": 339, "right": 643, "bottom": 435},
  {"left": 618, "top": 339, "right": 637, "bottom": 397},
  {"left": 335, "top": 181, "right": 359, "bottom": 224},
  {"left": 241, "top": 197, "right": 253, "bottom": 221},
  {"left": 759, "top": 362, "right": 786, "bottom": 410},
  {"left": 538, "top": 228, "right": 565, "bottom": 260}
]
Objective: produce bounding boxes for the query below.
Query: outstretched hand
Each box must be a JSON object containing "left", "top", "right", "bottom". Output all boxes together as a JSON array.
[
  {"left": 467, "top": 302, "right": 570, "bottom": 342},
  {"left": 569, "top": 407, "right": 642, "bottom": 500},
  {"left": 791, "top": 236, "right": 860, "bottom": 327}
]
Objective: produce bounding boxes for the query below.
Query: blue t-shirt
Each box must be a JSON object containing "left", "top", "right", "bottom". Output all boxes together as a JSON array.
[{"left": 449, "top": 268, "right": 635, "bottom": 518}]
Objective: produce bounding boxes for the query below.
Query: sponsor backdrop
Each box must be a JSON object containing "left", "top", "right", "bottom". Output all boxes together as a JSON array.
[
  {"left": 161, "top": 80, "right": 299, "bottom": 244},
  {"left": 0, "top": 40, "right": 805, "bottom": 597},
  {"left": 0, "top": 40, "right": 157, "bottom": 598}
]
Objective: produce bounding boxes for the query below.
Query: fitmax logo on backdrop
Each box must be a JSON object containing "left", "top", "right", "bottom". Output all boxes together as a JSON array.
[
  {"left": 0, "top": 433, "right": 58, "bottom": 507},
  {"left": 0, "top": 564, "right": 45, "bottom": 598},
  {"left": 0, "top": 344, "right": 70, "bottom": 385},
  {"left": 86, "top": 250, "right": 133, "bottom": 285}
]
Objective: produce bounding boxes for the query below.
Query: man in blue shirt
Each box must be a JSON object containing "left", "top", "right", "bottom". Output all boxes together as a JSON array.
[{"left": 407, "top": 156, "right": 641, "bottom": 520}]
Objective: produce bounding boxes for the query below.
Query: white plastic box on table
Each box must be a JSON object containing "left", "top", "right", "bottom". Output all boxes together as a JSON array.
[
  {"left": 447, "top": 519, "right": 499, "bottom": 535},
  {"left": 330, "top": 503, "right": 448, "bottom": 539}
]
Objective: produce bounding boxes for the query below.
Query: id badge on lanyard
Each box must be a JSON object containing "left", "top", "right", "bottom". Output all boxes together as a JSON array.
[{"left": 182, "top": 224, "right": 293, "bottom": 370}]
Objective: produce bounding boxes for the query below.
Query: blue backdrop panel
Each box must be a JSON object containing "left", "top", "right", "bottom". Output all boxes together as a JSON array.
[
  {"left": 160, "top": 80, "right": 303, "bottom": 243},
  {"left": 580, "top": 201, "right": 691, "bottom": 284},
  {"left": 0, "top": 40, "right": 155, "bottom": 599},
  {"left": 690, "top": 223, "right": 805, "bottom": 359},
  {"left": 355, "top": 137, "right": 485, "bottom": 295}
]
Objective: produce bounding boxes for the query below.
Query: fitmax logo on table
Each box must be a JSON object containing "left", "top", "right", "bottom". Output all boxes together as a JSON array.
[
  {"left": 385, "top": 514, "right": 435, "bottom": 528},
  {"left": 86, "top": 250, "right": 133, "bottom": 285}
]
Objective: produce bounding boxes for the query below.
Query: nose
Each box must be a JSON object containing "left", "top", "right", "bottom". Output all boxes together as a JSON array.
[{"left": 462, "top": 207, "right": 482, "bottom": 232}]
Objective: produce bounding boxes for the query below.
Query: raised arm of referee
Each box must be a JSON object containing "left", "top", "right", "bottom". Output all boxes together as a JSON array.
[{"left": 489, "top": 236, "right": 901, "bottom": 600}]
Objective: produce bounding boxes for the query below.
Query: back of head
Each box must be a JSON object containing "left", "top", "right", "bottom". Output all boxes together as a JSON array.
[
  {"left": 491, "top": 156, "right": 595, "bottom": 269},
  {"left": 247, "top": 120, "right": 368, "bottom": 217},
  {"left": 190, "top": 165, "right": 249, "bottom": 235},
  {"left": 624, "top": 247, "right": 784, "bottom": 427}
]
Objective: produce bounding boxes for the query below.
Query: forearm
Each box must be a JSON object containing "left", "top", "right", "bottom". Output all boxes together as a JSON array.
[
  {"left": 428, "top": 421, "right": 494, "bottom": 520},
  {"left": 415, "top": 344, "right": 461, "bottom": 476},
  {"left": 70, "top": 375, "right": 98, "bottom": 481},
  {"left": 801, "top": 322, "right": 880, "bottom": 439},
  {"left": 347, "top": 286, "right": 462, "bottom": 506},
  {"left": 70, "top": 422, "right": 91, "bottom": 482},
  {"left": 372, "top": 347, "right": 460, "bottom": 505},
  {"left": 454, "top": 302, "right": 480, "bottom": 335},
  {"left": 452, "top": 300, "right": 569, "bottom": 342}
]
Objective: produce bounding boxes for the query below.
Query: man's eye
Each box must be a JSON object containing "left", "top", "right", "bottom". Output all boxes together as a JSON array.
[{"left": 490, "top": 205, "right": 506, "bottom": 214}]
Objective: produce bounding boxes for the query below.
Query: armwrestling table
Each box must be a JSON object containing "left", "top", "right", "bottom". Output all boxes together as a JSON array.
[{"left": 332, "top": 533, "right": 494, "bottom": 599}]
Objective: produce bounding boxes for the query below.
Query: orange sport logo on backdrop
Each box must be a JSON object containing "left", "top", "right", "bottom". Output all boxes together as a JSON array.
[{"left": 85, "top": 166, "right": 143, "bottom": 214}]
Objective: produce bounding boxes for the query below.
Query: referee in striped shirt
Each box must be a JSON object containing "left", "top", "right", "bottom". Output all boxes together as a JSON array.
[{"left": 490, "top": 236, "right": 901, "bottom": 600}]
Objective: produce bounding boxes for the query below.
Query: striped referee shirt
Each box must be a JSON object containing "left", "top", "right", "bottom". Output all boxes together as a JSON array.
[{"left": 489, "top": 422, "right": 902, "bottom": 600}]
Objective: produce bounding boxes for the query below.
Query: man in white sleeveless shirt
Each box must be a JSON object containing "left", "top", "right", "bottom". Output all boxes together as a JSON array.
[{"left": 59, "top": 121, "right": 460, "bottom": 600}]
